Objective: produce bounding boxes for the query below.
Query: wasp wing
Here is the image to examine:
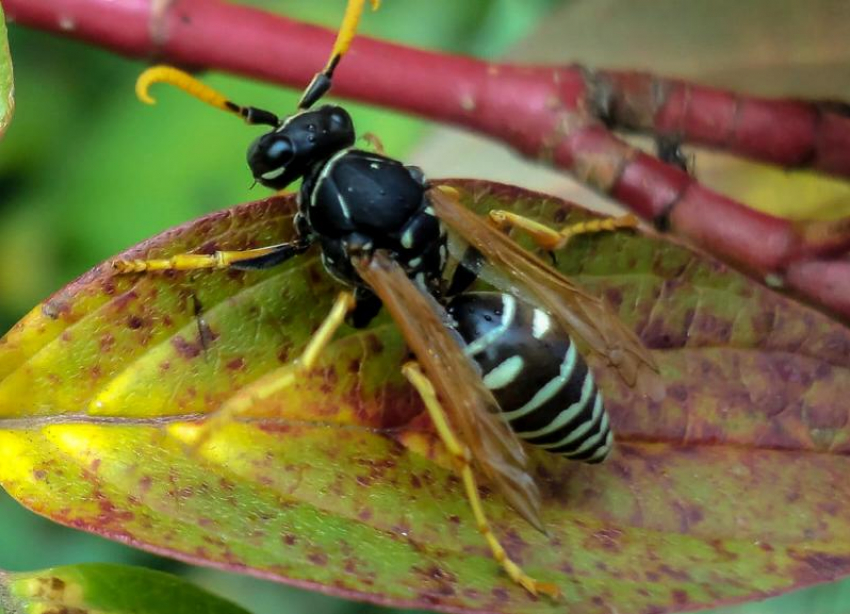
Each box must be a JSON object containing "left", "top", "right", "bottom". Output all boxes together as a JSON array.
[
  {"left": 354, "top": 250, "right": 545, "bottom": 532},
  {"left": 430, "top": 186, "right": 663, "bottom": 400}
]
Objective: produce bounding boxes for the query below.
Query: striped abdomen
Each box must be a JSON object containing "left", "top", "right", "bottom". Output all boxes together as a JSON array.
[{"left": 446, "top": 292, "right": 612, "bottom": 463}]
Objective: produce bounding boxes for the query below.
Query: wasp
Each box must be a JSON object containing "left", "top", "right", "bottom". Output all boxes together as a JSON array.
[{"left": 114, "top": 0, "right": 662, "bottom": 598}]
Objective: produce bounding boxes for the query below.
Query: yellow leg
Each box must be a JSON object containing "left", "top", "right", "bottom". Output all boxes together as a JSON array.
[
  {"left": 401, "top": 362, "right": 560, "bottom": 599},
  {"left": 112, "top": 243, "right": 300, "bottom": 273},
  {"left": 489, "top": 210, "right": 638, "bottom": 251},
  {"left": 190, "top": 291, "right": 356, "bottom": 449}
]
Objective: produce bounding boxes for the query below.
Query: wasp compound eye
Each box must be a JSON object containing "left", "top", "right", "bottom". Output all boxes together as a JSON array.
[
  {"left": 327, "top": 106, "right": 354, "bottom": 133},
  {"left": 247, "top": 134, "right": 295, "bottom": 183}
]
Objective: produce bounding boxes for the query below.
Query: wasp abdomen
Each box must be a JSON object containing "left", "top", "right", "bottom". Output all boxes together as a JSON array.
[{"left": 447, "top": 292, "right": 613, "bottom": 463}]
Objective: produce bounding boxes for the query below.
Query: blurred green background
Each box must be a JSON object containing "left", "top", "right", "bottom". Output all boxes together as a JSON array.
[{"left": 1, "top": 1, "right": 849, "bottom": 613}]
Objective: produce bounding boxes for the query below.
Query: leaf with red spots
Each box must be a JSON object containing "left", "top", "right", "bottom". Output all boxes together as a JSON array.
[
  {"left": 0, "top": 182, "right": 848, "bottom": 614},
  {"left": 0, "top": 563, "right": 249, "bottom": 614}
]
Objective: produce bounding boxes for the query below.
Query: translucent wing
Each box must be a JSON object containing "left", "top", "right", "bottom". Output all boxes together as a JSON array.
[
  {"left": 430, "top": 186, "right": 664, "bottom": 400},
  {"left": 353, "top": 250, "right": 545, "bottom": 531}
]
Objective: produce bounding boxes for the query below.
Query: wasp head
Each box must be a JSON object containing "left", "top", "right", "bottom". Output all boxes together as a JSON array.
[{"left": 247, "top": 105, "right": 355, "bottom": 189}]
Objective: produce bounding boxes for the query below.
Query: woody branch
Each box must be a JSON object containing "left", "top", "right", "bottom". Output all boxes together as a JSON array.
[{"left": 6, "top": 0, "right": 850, "bottom": 321}]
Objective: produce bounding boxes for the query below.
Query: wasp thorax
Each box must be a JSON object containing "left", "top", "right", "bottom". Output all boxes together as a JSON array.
[{"left": 247, "top": 105, "right": 356, "bottom": 190}]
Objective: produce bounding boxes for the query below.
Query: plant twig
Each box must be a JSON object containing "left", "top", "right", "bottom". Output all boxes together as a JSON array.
[
  {"left": 586, "top": 70, "right": 850, "bottom": 179},
  {"left": 6, "top": 0, "right": 850, "bottom": 321}
]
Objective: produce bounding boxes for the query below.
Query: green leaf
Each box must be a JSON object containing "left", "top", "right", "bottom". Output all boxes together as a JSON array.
[
  {"left": 0, "top": 181, "right": 848, "bottom": 614},
  {"left": 0, "top": 563, "right": 249, "bottom": 614},
  {"left": 0, "top": 2, "right": 14, "bottom": 137}
]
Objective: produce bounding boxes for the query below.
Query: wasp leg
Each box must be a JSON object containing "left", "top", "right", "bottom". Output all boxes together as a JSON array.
[
  {"left": 112, "top": 241, "right": 311, "bottom": 274},
  {"left": 360, "top": 132, "right": 386, "bottom": 155},
  {"left": 488, "top": 210, "right": 638, "bottom": 252},
  {"left": 189, "top": 291, "right": 356, "bottom": 450},
  {"left": 349, "top": 286, "right": 383, "bottom": 329},
  {"left": 401, "top": 362, "right": 560, "bottom": 599},
  {"left": 446, "top": 248, "right": 484, "bottom": 297}
]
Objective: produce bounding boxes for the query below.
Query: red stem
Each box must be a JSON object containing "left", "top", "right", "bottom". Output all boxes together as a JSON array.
[
  {"left": 6, "top": 0, "right": 850, "bottom": 321},
  {"left": 588, "top": 71, "right": 850, "bottom": 179}
]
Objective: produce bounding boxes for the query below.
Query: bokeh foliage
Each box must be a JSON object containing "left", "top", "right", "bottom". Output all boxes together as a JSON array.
[
  {"left": 0, "top": 563, "right": 250, "bottom": 614},
  {"left": 0, "top": 2, "right": 12, "bottom": 138}
]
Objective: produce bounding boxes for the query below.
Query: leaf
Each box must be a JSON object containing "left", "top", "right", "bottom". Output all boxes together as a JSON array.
[
  {"left": 0, "top": 181, "right": 848, "bottom": 614},
  {"left": 0, "top": 2, "right": 14, "bottom": 137},
  {"left": 0, "top": 563, "right": 250, "bottom": 614}
]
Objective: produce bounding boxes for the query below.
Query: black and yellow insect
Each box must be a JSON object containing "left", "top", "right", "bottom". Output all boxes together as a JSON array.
[
  {"left": 447, "top": 291, "right": 613, "bottom": 464},
  {"left": 115, "top": 0, "right": 662, "bottom": 598}
]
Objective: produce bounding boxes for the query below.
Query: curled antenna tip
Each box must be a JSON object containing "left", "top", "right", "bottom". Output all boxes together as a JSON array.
[
  {"left": 135, "top": 76, "right": 157, "bottom": 105},
  {"left": 135, "top": 65, "right": 179, "bottom": 105},
  {"left": 132, "top": 65, "right": 252, "bottom": 121}
]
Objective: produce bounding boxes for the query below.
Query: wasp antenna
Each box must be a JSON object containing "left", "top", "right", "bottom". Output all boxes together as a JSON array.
[
  {"left": 136, "top": 65, "right": 280, "bottom": 127},
  {"left": 136, "top": 66, "right": 234, "bottom": 111},
  {"left": 298, "top": 0, "right": 381, "bottom": 110},
  {"left": 329, "top": 0, "right": 381, "bottom": 69}
]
